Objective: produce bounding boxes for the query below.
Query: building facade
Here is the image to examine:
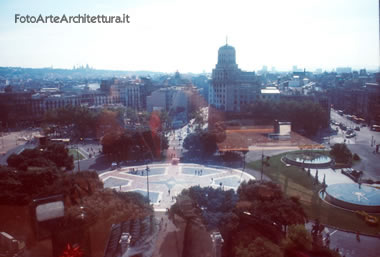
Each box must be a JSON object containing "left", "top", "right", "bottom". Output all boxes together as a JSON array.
[{"left": 209, "top": 44, "right": 259, "bottom": 112}]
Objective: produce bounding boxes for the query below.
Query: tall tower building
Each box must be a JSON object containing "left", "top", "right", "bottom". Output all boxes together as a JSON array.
[{"left": 209, "top": 43, "right": 258, "bottom": 112}]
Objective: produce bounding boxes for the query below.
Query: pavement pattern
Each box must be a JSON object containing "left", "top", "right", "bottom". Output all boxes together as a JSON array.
[{"left": 99, "top": 163, "right": 255, "bottom": 211}]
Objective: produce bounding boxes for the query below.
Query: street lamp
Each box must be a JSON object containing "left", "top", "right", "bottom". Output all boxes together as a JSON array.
[
  {"left": 77, "top": 138, "right": 83, "bottom": 172},
  {"left": 76, "top": 144, "right": 80, "bottom": 172},
  {"left": 261, "top": 151, "right": 270, "bottom": 181},
  {"left": 146, "top": 166, "right": 150, "bottom": 204}
]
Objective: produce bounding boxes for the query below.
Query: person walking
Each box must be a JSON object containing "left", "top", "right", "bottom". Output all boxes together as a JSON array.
[{"left": 356, "top": 232, "right": 360, "bottom": 242}]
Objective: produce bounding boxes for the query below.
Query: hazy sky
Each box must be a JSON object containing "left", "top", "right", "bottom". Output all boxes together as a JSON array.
[{"left": 0, "top": 0, "right": 379, "bottom": 73}]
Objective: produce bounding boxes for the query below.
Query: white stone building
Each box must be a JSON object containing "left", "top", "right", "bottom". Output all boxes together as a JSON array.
[{"left": 209, "top": 44, "right": 259, "bottom": 112}]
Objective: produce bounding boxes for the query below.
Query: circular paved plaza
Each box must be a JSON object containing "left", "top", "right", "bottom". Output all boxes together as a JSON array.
[{"left": 99, "top": 163, "right": 255, "bottom": 211}]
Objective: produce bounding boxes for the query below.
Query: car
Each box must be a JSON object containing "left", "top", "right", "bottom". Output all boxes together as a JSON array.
[
  {"left": 355, "top": 126, "right": 360, "bottom": 131},
  {"left": 346, "top": 133, "right": 356, "bottom": 138}
]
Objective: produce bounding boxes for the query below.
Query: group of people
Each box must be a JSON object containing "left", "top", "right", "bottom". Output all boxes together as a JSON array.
[
  {"left": 86, "top": 146, "right": 101, "bottom": 158},
  {"left": 129, "top": 167, "right": 146, "bottom": 176},
  {"left": 194, "top": 169, "right": 203, "bottom": 176}
]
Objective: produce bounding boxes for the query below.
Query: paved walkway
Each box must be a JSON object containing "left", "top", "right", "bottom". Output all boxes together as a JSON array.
[{"left": 99, "top": 163, "right": 255, "bottom": 211}]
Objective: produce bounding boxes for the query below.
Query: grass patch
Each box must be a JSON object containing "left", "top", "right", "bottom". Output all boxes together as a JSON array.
[
  {"left": 69, "top": 149, "right": 85, "bottom": 161},
  {"left": 247, "top": 151, "right": 380, "bottom": 236}
]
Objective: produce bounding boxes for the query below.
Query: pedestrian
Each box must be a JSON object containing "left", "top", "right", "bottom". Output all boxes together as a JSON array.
[
  {"left": 168, "top": 189, "right": 171, "bottom": 195},
  {"left": 356, "top": 232, "right": 360, "bottom": 242}
]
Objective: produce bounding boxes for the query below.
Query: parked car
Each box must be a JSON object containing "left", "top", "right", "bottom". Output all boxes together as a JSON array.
[{"left": 339, "top": 123, "right": 347, "bottom": 130}]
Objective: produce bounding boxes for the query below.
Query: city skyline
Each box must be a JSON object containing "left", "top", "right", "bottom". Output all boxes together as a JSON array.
[{"left": 0, "top": 0, "right": 379, "bottom": 73}]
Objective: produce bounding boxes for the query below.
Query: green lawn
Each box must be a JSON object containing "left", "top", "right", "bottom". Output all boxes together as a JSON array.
[
  {"left": 247, "top": 151, "right": 380, "bottom": 236},
  {"left": 69, "top": 149, "right": 86, "bottom": 161}
]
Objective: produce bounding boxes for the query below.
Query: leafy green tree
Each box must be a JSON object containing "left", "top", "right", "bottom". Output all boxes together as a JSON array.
[
  {"left": 237, "top": 180, "right": 306, "bottom": 233},
  {"left": 183, "top": 132, "right": 202, "bottom": 153},
  {"left": 187, "top": 186, "right": 238, "bottom": 230},
  {"left": 241, "top": 100, "right": 328, "bottom": 135},
  {"left": 169, "top": 190, "right": 203, "bottom": 257},
  {"left": 282, "top": 224, "right": 312, "bottom": 253},
  {"left": 183, "top": 130, "right": 218, "bottom": 157},
  {"left": 330, "top": 143, "right": 352, "bottom": 164},
  {"left": 235, "top": 237, "right": 283, "bottom": 257},
  {"left": 44, "top": 106, "right": 99, "bottom": 138},
  {"left": 7, "top": 143, "right": 74, "bottom": 171}
]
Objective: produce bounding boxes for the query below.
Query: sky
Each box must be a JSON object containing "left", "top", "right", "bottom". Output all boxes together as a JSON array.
[{"left": 0, "top": 0, "right": 379, "bottom": 73}]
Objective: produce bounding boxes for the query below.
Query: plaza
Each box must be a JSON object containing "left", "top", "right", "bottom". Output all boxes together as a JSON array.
[{"left": 99, "top": 163, "right": 255, "bottom": 211}]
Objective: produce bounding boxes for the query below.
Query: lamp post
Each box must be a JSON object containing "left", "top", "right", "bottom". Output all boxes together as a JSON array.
[
  {"left": 261, "top": 151, "right": 270, "bottom": 181},
  {"left": 146, "top": 166, "right": 150, "bottom": 204},
  {"left": 77, "top": 138, "right": 83, "bottom": 172},
  {"left": 240, "top": 150, "right": 248, "bottom": 183}
]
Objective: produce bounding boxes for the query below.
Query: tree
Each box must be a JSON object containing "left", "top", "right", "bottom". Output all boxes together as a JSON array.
[
  {"left": 7, "top": 143, "right": 74, "bottom": 171},
  {"left": 96, "top": 109, "right": 124, "bottom": 138},
  {"left": 43, "top": 106, "right": 100, "bottom": 138},
  {"left": 187, "top": 186, "right": 238, "bottom": 230},
  {"left": 183, "top": 132, "right": 202, "bottom": 153},
  {"left": 183, "top": 130, "right": 218, "bottom": 157},
  {"left": 169, "top": 190, "right": 202, "bottom": 257},
  {"left": 282, "top": 224, "right": 312, "bottom": 253},
  {"left": 235, "top": 237, "right": 283, "bottom": 257},
  {"left": 330, "top": 143, "right": 352, "bottom": 164},
  {"left": 44, "top": 143, "right": 75, "bottom": 170},
  {"left": 237, "top": 180, "right": 306, "bottom": 233},
  {"left": 241, "top": 100, "right": 328, "bottom": 135}
]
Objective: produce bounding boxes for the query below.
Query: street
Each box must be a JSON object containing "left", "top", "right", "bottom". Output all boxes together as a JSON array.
[{"left": 330, "top": 109, "right": 380, "bottom": 179}]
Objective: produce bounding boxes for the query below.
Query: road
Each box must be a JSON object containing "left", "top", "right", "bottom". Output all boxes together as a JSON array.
[
  {"left": 305, "top": 223, "right": 380, "bottom": 257},
  {"left": 330, "top": 109, "right": 380, "bottom": 179}
]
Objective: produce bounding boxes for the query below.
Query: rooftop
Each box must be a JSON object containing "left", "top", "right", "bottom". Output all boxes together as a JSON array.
[{"left": 261, "top": 88, "right": 280, "bottom": 94}]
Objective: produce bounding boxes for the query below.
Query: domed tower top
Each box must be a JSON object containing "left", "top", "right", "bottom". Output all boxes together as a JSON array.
[{"left": 217, "top": 43, "right": 236, "bottom": 66}]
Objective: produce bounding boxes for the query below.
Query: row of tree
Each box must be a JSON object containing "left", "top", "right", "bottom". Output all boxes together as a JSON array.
[
  {"left": 7, "top": 143, "right": 74, "bottom": 171},
  {"left": 43, "top": 106, "right": 172, "bottom": 139},
  {"left": 182, "top": 123, "right": 226, "bottom": 158},
  {"left": 169, "top": 181, "right": 341, "bottom": 257},
  {"left": 238, "top": 99, "right": 329, "bottom": 135},
  {"left": 101, "top": 129, "right": 169, "bottom": 162},
  {"left": 1, "top": 147, "right": 153, "bottom": 226}
]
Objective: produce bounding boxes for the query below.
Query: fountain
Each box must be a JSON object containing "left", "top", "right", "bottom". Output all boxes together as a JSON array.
[
  {"left": 283, "top": 151, "right": 333, "bottom": 168},
  {"left": 322, "top": 183, "right": 380, "bottom": 213}
]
